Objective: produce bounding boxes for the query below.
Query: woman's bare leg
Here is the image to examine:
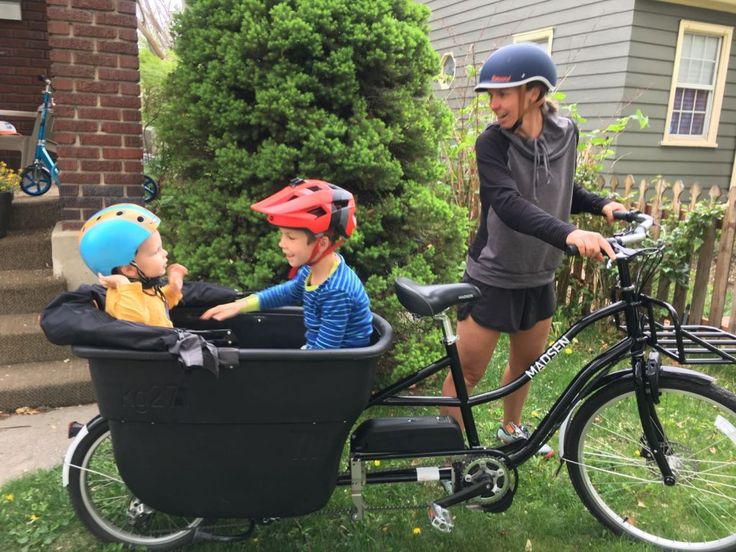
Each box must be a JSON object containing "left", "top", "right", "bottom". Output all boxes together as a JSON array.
[
  {"left": 502, "top": 317, "right": 553, "bottom": 426},
  {"left": 441, "top": 315, "right": 501, "bottom": 428}
]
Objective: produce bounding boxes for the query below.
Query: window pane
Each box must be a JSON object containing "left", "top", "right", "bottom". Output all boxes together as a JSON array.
[
  {"left": 694, "top": 89, "right": 708, "bottom": 110},
  {"left": 705, "top": 36, "right": 718, "bottom": 59},
  {"left": 678, "top": 32, "right": 720, "bottom": 86},
  {"left": 681, "top": 88, "right": 694, "bottom": 110},
  {"left": 669, "top": 113, "right": 681, "bottom": 134},
  {"left": 692, "top": 113, "right": 705, "bottom": 134},
  {"left": 670, "top": 87, "right": 710, "bottom": 136}
]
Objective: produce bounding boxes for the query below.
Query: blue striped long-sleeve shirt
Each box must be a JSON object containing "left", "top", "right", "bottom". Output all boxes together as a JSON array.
[{"left": 256, "top": 255, "right": 373, "bottom": 349}]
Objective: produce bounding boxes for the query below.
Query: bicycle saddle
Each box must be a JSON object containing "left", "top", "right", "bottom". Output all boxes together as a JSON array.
[{"left": 394, "top": 277, "right": 481, "bottom": 317}]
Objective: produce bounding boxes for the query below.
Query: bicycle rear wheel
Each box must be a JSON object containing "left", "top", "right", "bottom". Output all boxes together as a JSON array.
[
  {"left": 67, "top": 419, "right": 202, "bottom": 550},
  {"left": 566, "top": 375, "right": 736, "bottom": 551}
]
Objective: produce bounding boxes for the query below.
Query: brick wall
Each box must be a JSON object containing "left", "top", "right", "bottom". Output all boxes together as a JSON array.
[
  {"left": 0, "top": 1, "right": 50, "bottom": 156},
  {"left": 46, "top": 0, "right": 143, "bottom": 228}
]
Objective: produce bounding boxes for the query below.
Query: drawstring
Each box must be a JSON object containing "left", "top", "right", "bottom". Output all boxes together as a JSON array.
[{"left": 530, "top": 138, "right": 551, "bottom": 202}]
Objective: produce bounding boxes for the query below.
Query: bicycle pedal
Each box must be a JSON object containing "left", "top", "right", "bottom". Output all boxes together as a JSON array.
[{"left": 428, "top": 502, "right": 454, "bottom": 533}]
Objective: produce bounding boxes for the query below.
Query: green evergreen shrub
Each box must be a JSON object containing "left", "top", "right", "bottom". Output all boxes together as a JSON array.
[{"left": 155, "top": 0, "right": 469, "bottom": 380}]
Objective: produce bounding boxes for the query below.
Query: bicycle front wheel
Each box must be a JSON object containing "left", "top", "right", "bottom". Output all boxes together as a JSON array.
[
  {"left": 67, "top": 419, "right": 202, "bottom": 550},
  {"left": 20, "top": 164, "right": 51, "bottom": 196},
  {"left": 566, "top": 375, "right": 736, "bottom": 551}
]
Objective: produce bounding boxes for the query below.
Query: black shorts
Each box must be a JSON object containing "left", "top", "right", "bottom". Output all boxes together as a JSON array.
[{"left": 457, "top": 274, "right": 556, "bottom": 333}]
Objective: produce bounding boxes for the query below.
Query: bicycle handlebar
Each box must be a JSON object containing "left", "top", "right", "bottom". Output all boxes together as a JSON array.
[{"left": 565, "top": 211, "right": 654, "bottom": 257}]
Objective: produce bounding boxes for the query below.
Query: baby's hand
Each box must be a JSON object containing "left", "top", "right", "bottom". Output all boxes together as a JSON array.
[
  {"left": 167, "top": 263, "right": 188, "bottom": 294},
  {"left": 200, "top": 301, "right": 244, "bottom": 321},
  {"left": 98, "top": 273, "right": 129, "bottom": 289}
]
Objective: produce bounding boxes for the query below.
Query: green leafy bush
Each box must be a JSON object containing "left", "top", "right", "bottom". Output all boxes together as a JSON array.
[{"left": 155, "top": 0, "right": 468, "bottom": 380}]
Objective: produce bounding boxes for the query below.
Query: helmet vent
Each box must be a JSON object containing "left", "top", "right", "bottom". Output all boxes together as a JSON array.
[
  {"left": 307, "top": 207, "right": 327, "bottom": 217},
  {"left": 116, "top": 211, "right": 123, "bottom": 216},
  {"left": 137, "top": 216, "right": 145, "bottom": 222}
]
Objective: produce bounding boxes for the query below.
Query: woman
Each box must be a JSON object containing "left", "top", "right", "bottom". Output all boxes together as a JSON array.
[{"left": 442, "top": 43, "right": 625, "bottom": 456}]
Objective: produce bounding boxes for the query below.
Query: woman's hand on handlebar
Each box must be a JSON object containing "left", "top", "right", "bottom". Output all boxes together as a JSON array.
[
  {"left": 565, "top": 229, "right": 616, "bottom": 261},
  {"left": 601, "top": 201, "right": 627, "bottom": 224}
]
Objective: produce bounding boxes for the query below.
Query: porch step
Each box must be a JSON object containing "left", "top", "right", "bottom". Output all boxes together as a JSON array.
[
  {"left": 0, "top": 313, "right": 71, "bottom": 365},
  {"left": 0, "top": 357, "right": 93, "bottom": 411},
  {"left": 0, "top": 227, "right": 53, "bottom": 270},
  {"left": 9, "top": 190, "right": 60, "bottom": 232},
  {"left": 0, "top": 269, "right": 65, "bottom": 314}
]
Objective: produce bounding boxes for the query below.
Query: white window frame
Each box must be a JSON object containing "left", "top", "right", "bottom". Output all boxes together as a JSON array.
[
  {"left": 513, "top": 27, "right": 554, "bottom": 54},
  {"left": 0, "top": 1, "right": 21, "bottom": 20},
  {"left": 662, "top": 20, "right": 733, "bottom": 148},
  {"left": 438, "top": 52, "right": 456, "bottom": 90}
]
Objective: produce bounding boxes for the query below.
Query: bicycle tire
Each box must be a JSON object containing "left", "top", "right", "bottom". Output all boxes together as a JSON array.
[
  {"left": 66, "top": 419, "right": 202, "bottom": 550},
  {"left": 142, "top": 175, "right": 159, "bottom": 203},
  {"left": 20, "top": 164, "right": 52, "bottom": 196},
  {"left": 566, "top": 374, "right": 736, "bottom": 551}
]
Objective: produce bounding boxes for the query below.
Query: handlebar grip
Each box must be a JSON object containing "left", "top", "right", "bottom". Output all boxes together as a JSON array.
[
  {"left": 613, "top": 210, "right": 639, "bottom": 222},
  {"left": 565, "top": 244, "right": 579, "bottom": 256}
]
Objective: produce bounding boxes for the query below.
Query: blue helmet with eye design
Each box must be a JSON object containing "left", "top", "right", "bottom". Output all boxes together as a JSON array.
[
  {"left": 474, "top": 42, "right": 557, "bottom": 93},
  {"left": 78, "top": 203, "right": 160, "bottom": 276}
]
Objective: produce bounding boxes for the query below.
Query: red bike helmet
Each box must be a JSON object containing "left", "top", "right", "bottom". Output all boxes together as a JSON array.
[{"left": 251, "top": 178, "right": 356, "bottom": 239}]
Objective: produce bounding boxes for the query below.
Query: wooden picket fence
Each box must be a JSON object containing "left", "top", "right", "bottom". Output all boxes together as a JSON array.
[{"left": 557, "top": 175, "right": 736, "bottom": 331}]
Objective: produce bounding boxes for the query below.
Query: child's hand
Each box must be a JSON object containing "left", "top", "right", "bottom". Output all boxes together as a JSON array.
[
  {"left": 167, "top": 263, "right": 188, "bottom": 295},
  {"left": 98, "top": 273, "right": 129, "bottom": 289},
  {"left": 200, "top": 301, "right": 244, "bottom": 321}
]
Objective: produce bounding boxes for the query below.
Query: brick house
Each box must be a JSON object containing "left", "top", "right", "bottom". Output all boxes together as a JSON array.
[{"left": 0, "top": 0, "right": 144, "bottom": 287}]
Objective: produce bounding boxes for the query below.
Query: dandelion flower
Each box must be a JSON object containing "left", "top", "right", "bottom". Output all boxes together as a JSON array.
[
  {"left": 28, "top": 514, "right": 39, "bottom": 523},
  {"left": 373, "top": 460, "right": 381, "bottom": 467},
  {"left": 564, "top": 347, "right": 573, "bottom": 355},
  {"left": 4, "top": 493, "right": 13, "bottom": 502},
  {"left": 413, "top": 527, "right": 421, "bottom": 535}
]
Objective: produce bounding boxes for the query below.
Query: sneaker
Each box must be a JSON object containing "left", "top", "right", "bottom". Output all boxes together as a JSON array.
[{"left": 497, "top": 422, "right": 555, "bottom": 458}]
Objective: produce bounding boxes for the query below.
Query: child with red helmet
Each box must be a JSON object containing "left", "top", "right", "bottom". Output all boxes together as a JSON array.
[{"left": 201, "top": 178, "right": 373, "bottom": 349}]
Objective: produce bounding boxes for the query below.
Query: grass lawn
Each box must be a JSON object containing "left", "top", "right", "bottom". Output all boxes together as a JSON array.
[{"left": 1, "top": 314, "right": 734, "bottom": 552}]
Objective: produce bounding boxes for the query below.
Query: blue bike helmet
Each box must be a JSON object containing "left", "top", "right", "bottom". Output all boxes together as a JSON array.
[
  {"left": 474, "top": 42, "right": 557, "bottom": 93},
  {"left": 79, "top": 203, "right": 160, "bottom": 276}
]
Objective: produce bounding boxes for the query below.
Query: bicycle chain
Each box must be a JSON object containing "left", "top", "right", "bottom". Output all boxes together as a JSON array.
[{"left": 318, "top": 502, "right": 431, "bottom": 518}]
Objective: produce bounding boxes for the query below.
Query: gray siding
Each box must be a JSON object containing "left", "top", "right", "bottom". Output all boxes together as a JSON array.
[
  {"left": 613, "top": 0, "right": 736, "bottom": 190},
  {"left": 423, "top": 0, "right": 637, "bottom": 115},
  {"left": 422, "top": 0, "right": 736, "bottom": 192}
]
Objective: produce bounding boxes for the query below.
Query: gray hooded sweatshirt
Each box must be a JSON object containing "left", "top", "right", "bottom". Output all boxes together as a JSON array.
[{"left": 466, "top": 110, "right": 609, "bottom": 289}]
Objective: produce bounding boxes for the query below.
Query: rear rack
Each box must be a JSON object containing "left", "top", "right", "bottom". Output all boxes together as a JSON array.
[{"left": 648, "top": 322, "right": 736, "bottom": 365}]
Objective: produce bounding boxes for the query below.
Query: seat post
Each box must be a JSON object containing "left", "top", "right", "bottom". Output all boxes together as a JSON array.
[
  {"left": 434, "top": 312, "right": 457, "bottom": 345},
  {"left": 436, "top": 311, "right": 480, "bottom": 447}
]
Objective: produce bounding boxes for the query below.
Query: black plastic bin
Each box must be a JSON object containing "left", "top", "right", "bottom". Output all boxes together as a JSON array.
[{"left": 72, "top": 308, "right": 392, "bottom": 519}]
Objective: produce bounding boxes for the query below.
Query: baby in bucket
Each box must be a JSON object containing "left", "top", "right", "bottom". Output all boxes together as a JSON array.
[
  {"left": 201, "top": 178, "right": 373, "bottom": 349},
  {"left": 78, "top": 203, "right": 189, "bottom": 328}
]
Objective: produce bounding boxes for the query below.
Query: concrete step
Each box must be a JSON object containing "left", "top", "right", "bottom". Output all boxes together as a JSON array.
[
  {"left": 0, "top": 269, "right": 65, "bottom": 314},
  {"left": 9, "top": 188, "right": 60, "bottom": 232},
  {"left": 0, "top": 357, "right": 94, "bottom": 411},
  {"left": 0, "top": 313, "right": 71, "bottom": 365},
  {"left": 0, "top": 227, "right": 53, "bottom": 270}
]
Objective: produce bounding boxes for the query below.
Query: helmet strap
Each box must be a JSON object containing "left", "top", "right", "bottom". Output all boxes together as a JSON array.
[
  {"left": 130, "top": 261, "right": 167, "bottom": 302},
  {"left": 287, "top": 238, "right": 344, "bottom": 279}
]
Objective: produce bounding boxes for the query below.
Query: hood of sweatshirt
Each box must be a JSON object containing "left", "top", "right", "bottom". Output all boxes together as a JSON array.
[{"left": 500, "top": 110, "right": 577, "bottom": 201}]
